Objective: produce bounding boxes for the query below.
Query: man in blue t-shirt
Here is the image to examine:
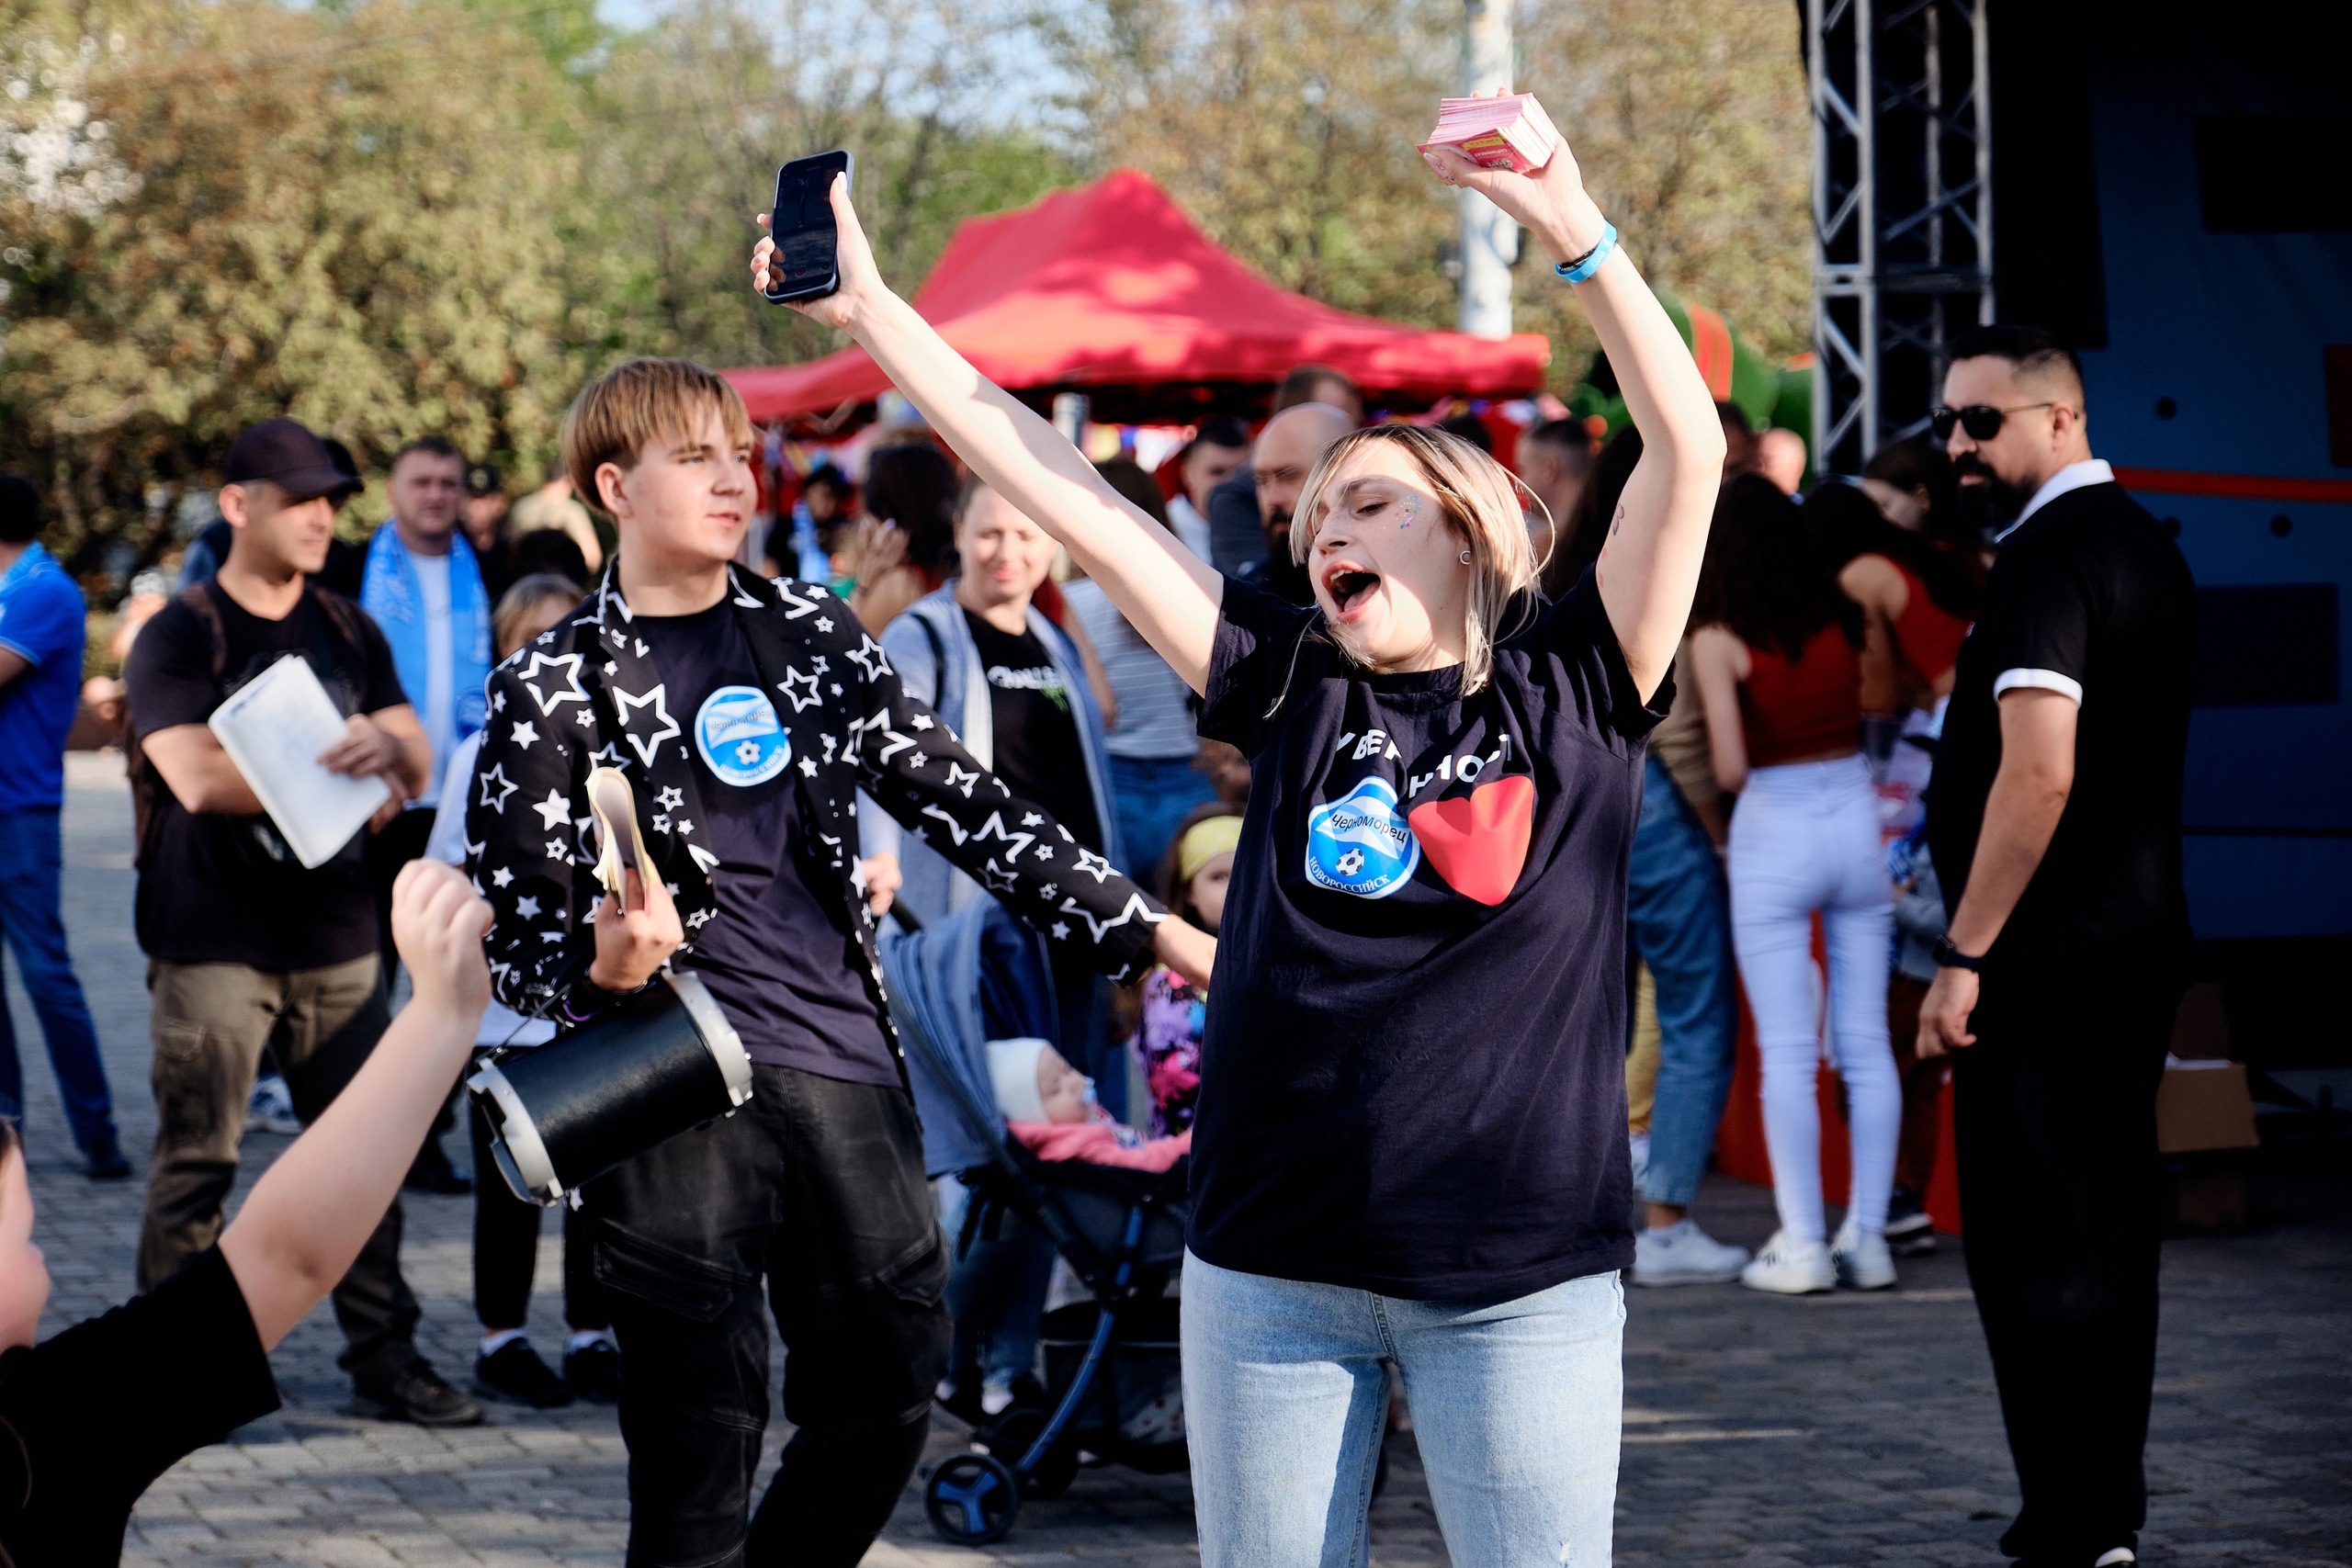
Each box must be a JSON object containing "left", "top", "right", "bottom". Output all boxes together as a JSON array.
[{"left": 0, "top": 475, "right": 128, "bottom": 1179}]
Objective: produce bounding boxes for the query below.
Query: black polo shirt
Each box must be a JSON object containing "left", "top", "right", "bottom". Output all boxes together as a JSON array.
[{"left": 1928, "top": 480, "right": 2197, "bottom": 968}]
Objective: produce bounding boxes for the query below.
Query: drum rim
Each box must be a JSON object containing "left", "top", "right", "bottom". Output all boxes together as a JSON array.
[
  {"left": 468, "top": 1058, "right": 566, "bottom": 1206},
  {"left": 662, "top": 971, "right": 755, "bottom": 1108}
]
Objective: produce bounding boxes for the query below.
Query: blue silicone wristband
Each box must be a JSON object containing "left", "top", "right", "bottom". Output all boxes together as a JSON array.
[{"left": 1555, "top": 221, "right": 1618, "bottom": 284}]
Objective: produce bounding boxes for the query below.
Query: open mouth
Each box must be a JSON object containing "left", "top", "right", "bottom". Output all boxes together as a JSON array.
[{"left": 1325, "top": 566, "right": 1381, "bottom": 615}]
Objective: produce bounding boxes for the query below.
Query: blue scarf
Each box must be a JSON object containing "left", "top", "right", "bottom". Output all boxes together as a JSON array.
[{"left": 359, "top": 523, "right": 491, "bottom": 754}]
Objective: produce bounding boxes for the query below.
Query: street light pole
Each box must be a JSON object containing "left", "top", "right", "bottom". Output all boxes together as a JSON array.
[{"left": 1457, "top": 0, "right": 1516, "bottom": 339}]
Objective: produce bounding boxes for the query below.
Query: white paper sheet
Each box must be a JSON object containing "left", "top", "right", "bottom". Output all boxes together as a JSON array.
[{"left": 208, "top": 654, "right": 392, "bottom": 869}]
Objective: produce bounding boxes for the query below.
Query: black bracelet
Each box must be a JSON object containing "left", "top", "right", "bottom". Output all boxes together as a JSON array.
[{"left": 1930, "top": 934, "right": 1984, "bottom": 973}]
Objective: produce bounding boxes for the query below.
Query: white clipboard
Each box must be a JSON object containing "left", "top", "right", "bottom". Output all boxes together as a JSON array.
[{"left": 208, "top": 653, "right": 392, "bottom": 869}]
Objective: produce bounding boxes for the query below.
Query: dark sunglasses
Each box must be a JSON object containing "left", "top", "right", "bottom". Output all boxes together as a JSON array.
[{"left": 1929, "top": 402, "right": 2056, "bottom": 442}]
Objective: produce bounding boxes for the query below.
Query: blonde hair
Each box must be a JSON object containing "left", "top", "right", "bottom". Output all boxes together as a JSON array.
[
  {"left": 1288, "top": 424, "right": 1549, "bottom": 694},
  {"left": 493, "top": 573, "right": 584, "bottom": 659},
  {"left": 560, "top": 357, "right": 755, "bottom": 513}
]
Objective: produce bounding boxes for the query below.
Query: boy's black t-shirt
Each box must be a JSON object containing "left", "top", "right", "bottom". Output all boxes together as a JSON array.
[
  {"left": 0, "top": 1247, "right": 280, "bottom": 1566},
  {"left": 124, "top": 582, "right": 407, "bottom": 971},
  {"left": 1189, "top": 570, "right": 1668, "bottom": 1302},
  {"left": 640, "top": 600, "right": 898, "bottom": 1085},
  {"left": 1928, "top": 482, "right": 2198, "bottom": 968},
  {"left": 960, "top": 608, "right": 1102, "bottom": 855}
]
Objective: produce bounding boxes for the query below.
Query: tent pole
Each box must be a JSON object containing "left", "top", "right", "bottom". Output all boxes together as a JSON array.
[{"left": 1457, "top": 0, "right": 1516, "bottom": 340}]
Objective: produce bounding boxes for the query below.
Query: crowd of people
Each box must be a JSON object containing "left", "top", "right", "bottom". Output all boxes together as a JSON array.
[{"left": 0, "top": 96, "right": 2198, "bottom": 1568}]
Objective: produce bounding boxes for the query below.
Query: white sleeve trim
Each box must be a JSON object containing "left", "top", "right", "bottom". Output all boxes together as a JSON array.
[{"left": 1993, "top": 668, "right": 2083, "bottom": 704}]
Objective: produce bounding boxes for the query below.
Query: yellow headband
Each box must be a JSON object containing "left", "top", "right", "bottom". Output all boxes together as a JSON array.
[{"left": 1177, "top": 815, "right": 1244, "bottom": 885}]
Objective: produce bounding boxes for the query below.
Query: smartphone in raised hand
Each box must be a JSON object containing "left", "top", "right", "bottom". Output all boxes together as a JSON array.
[{"left": 763, "top": 150, "right": 854, "bottom": 303}]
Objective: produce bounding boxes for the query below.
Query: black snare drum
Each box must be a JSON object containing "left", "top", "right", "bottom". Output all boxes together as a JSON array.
[{"left": 468, "top": 971, "right": 754, "bottom": 1206}]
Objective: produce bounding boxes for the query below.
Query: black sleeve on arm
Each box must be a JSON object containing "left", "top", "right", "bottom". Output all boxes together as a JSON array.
[
  {"left": 1538, "top": 568, "right": 1674, "bottom": 744},
  {"left": 121, "top": 602, "right": 220, "bottom": 739},
  {"left": 1976, "top": 537, "right": 2095, "bottom": 694},
  {"left": 1197, "top": 572, "right": 1317, "bottom": 759},
  {"left": 0, "top": 1248, "right": 277, "bottom": 1560},
  {"left": 467, "top": 659, "right": 590, "bottom": 1015},
  {"left": 352, "top": 608, "right": 411, "bottom": 715},
  {"left": 845, "top": 634, "right": 1168, "bottom": 985}
]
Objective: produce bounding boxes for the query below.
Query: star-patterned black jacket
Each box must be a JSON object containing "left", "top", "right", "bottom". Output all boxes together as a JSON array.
[{"left": 463, "top": 563, "right": 1167, "bottom": 1066}]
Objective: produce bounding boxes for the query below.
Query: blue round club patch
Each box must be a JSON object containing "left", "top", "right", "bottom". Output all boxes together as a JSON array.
[
  {"left": 695, "top": 684, "right": 792, "bottom": 787},
  {"left": 1305, "top": 775, "right": 1419, "bottom": 898}
]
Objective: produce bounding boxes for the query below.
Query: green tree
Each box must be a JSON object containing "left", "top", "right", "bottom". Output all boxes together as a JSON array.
[
  {"left": 0, "top": 0, "right": 587, "bottom": 559},
  {"left": 582, "top": 0, "right": 1078, "bottom": 378}
]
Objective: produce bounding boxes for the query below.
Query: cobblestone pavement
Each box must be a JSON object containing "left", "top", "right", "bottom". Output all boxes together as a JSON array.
[{"left": 9, "top": 754, "right": 2348, "bottom": 1566}]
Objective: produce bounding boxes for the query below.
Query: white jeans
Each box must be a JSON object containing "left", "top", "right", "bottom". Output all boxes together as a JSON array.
[{"left": 1726, "top": 756, "right": 1900, "bottom": 1240}]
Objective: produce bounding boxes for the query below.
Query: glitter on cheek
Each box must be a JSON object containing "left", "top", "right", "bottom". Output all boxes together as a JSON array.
[{"left": 1400, "top": 497, "right": 1418, "bottom": 530}]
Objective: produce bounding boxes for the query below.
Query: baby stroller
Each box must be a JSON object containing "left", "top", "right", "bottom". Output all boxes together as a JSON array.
[{"left": 879, "top": 901, "right": 1191, "bottom": 1546}]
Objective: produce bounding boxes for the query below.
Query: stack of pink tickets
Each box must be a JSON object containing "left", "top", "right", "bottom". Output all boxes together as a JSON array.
[{"left": 1419, "top": 93, "right": 1562, "bottom": 174}]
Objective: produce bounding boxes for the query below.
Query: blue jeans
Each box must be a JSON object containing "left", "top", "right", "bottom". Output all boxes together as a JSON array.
[
  {"left": 0, "top": 808, "right": 117, "bottom": 1154},
  {"left": 1626, "top": 757, "right": 1736, "bottom": 1208},
  {"left": 1182, "top": 1251, "right": 1623, "bottom": 1568},
  {"left": 937, "top": 1178, "right": 1054, "bottom": 1393},
  {"left": 1109, "top": 751, "right": 1217, "bottom": 890}
]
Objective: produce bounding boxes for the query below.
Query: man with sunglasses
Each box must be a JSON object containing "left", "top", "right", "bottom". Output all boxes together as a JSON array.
[{"left": 1917, "top": 323, "right": 2196, "bottom": 1568}]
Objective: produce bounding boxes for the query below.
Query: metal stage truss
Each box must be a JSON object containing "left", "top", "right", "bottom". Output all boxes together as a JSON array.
[{"left": 1808, "top": 0, "right": 1995, "bottom": 473}]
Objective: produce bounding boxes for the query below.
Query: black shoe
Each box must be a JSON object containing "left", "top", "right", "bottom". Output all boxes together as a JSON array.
[
  {"left": 1884, "top": 1187, "right": 1938, "bottom": 1256},
  {"left": 474, "top": 1340, "right": 572, "bottom": 1409},
  {"left": 352, "top": 1357, "right": 487, "bottom": 1427},
  {"left": 82, "top": 1139, "right": 131, "bottom": 1181},
  {"left": 564, "top": 1337, "right": 619, "bottom": 1404},
  {"left": 403, "top": 1140, "right": 471, "bottom": 1195}
]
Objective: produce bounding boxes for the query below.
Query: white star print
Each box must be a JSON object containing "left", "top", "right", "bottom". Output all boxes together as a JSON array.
[
  {"left": 676, "top": 819, "right": 694, "bottom": 837},
  {"left": 815, "top": 616, "right": 833, "bottom": 633},
  {"left": 909, "top": 750, "right": 929, "bottom": 770},
  {"left": 515, "top": 895, "right": 541, "bottom": 919},
  {"left": 477, "top": 763, "right": 518, "bottom": 814},
  {"left": 799, "top": 756, "right": 818, "bottom": 777},
  {"left": 652, "top": 814, "right": 671, "bottom": 833},
  {"left": 657, "top": 786, "right": 684, "bottom": 810},
  {"left": 831, "top": 683, "right": 842, "bottom": 696},
  {"left": 611, "top": 682, "right": 681, "bottom": 767},
  {"left": 546, "top": 839, "right": 570, "bottom": 859},
  {"left": 686, "top": 908, "right": 715, "bottom": 929},
  {"left": 510, "top": 720, "right": 540, "bottom": 750},
  {"left": 1021, "top": 812, "right": 1044, "bottom": 826},
  {"left": 776, "top": 665, "right": 823, "bottom": 713},
  {"left": 1050, "top": 920, "right": 1070, "bottom": 941},
  {"left": 981, "top": 859, "right": 1019, "bottom": 895},
  {"left": 1056, "top": 891, "right": 1168, "bottom": 943},
  {"left": 910, "top": 713, "right": 933, "bottom": 730},
  {"left": 1033, "top": 843, "right": 1055, "bottom": 863},
  {"left": 944, "top": 763, "right": 981, "bottom": 798},
  {"left": 847, "top": 637, "right": 891, "bottom": 682},
  {"left": 573, "top": 706, "right": 595, "bottom": 727},
  {"left": 491, "top": 866, "right": 514, "bottom": 887},
  {"left": 532, "top": 789, "right": 572, "bottom": 830},
  {"left": 491, "top": 689, "right": 506, "bottom": 714},
  {"left": 1072, "top": 847, "right": 1115, "bottom": 883},
  {"left": 514, "top": 651, "right": 591, "bottom": 716}
]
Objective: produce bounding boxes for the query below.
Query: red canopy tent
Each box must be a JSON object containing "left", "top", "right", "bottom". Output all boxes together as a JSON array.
[{"left": 724, "top": 169, "right": 1551, "bottom": 428}]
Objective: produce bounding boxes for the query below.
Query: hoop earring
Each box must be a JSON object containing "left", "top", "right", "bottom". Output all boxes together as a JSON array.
[{"left": 1460, "top": 549, "right": 1473, "bottom": 565}]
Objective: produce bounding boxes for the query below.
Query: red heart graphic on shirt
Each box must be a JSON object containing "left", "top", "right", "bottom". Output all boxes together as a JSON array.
[{"left": 1408, "top": 773, "right": 1535, "bottom": 906}]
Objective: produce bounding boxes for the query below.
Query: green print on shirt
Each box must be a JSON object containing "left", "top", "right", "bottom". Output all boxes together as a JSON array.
[{"left": 985, "top": 662, "right": 1072, "bottom": 715}]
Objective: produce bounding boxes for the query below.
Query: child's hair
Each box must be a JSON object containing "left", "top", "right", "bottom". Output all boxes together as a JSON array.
[
  {"left": 561, "top": 358, "right": 755, "bottom": 513},
  {"left": 1158, "top": 801, "right": 1245, "bottom": 924},
  {"left": 1287, "top": 423, "right": 1547, "bottom": 695},
  {"left": 492, "top": 573, "right": 584, "bottom": 658}
]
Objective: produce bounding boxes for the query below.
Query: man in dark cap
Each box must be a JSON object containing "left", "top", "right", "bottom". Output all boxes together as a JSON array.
[
  {"left": 123, "top": 418, "right": 483, "bottom": 1427},
  {"left": 461, "top": 461, "right": 517, "bottom": 601}
]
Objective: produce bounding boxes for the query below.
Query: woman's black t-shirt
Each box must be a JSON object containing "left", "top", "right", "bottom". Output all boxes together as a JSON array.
[
  {"left": 0, "top": 1247, "right": 279, "bottom": 1565},
  {"left": 960, "top": 609, "right": 1103, "bottom": 855},
  {"left": 1189, "top": 570, "right": 1668, "bottom": 1301}
]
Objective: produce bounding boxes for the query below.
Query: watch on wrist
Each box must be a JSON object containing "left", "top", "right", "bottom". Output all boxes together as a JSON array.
[{"left": 1931, "top": 934, "right": 1984, "bottom": 973}]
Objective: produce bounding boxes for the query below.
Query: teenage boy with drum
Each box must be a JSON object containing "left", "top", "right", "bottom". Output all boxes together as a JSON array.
[{"left": 465, "top": 358, "right": 1213, "bottom": 1566}]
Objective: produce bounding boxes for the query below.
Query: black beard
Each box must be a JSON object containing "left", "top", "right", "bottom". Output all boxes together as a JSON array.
[{"left": 1952, "top": 457, "right": 2030, "bottom": 532}]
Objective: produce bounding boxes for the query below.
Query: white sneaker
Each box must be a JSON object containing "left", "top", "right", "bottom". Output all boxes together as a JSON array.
[
  {"left": 2094, "top": 1551, "right": 2136, "bottom": 1567},
  {"left": 1831, "top": 1219, "right": 1898, "bottom": 1291},
  {"left": 1739, "top": 1230, "right": 1836, "bottom": 1294},
  {"left": 1633, "top": 1220, "right": 1750, "bottom": 1286},
  {"left": 243, "top": 1073, "right": 301, "bottom": 1138}
]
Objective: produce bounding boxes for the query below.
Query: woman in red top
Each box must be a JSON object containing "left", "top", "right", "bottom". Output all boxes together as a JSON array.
[{"left": 1690, "top": 476, "right": 1901, "bottom": 1296}]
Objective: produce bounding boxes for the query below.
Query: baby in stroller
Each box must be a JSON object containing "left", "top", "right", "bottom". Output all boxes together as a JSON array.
[{"left": 985, "top": 1038, "right": 1191, "bottom": 1173}]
